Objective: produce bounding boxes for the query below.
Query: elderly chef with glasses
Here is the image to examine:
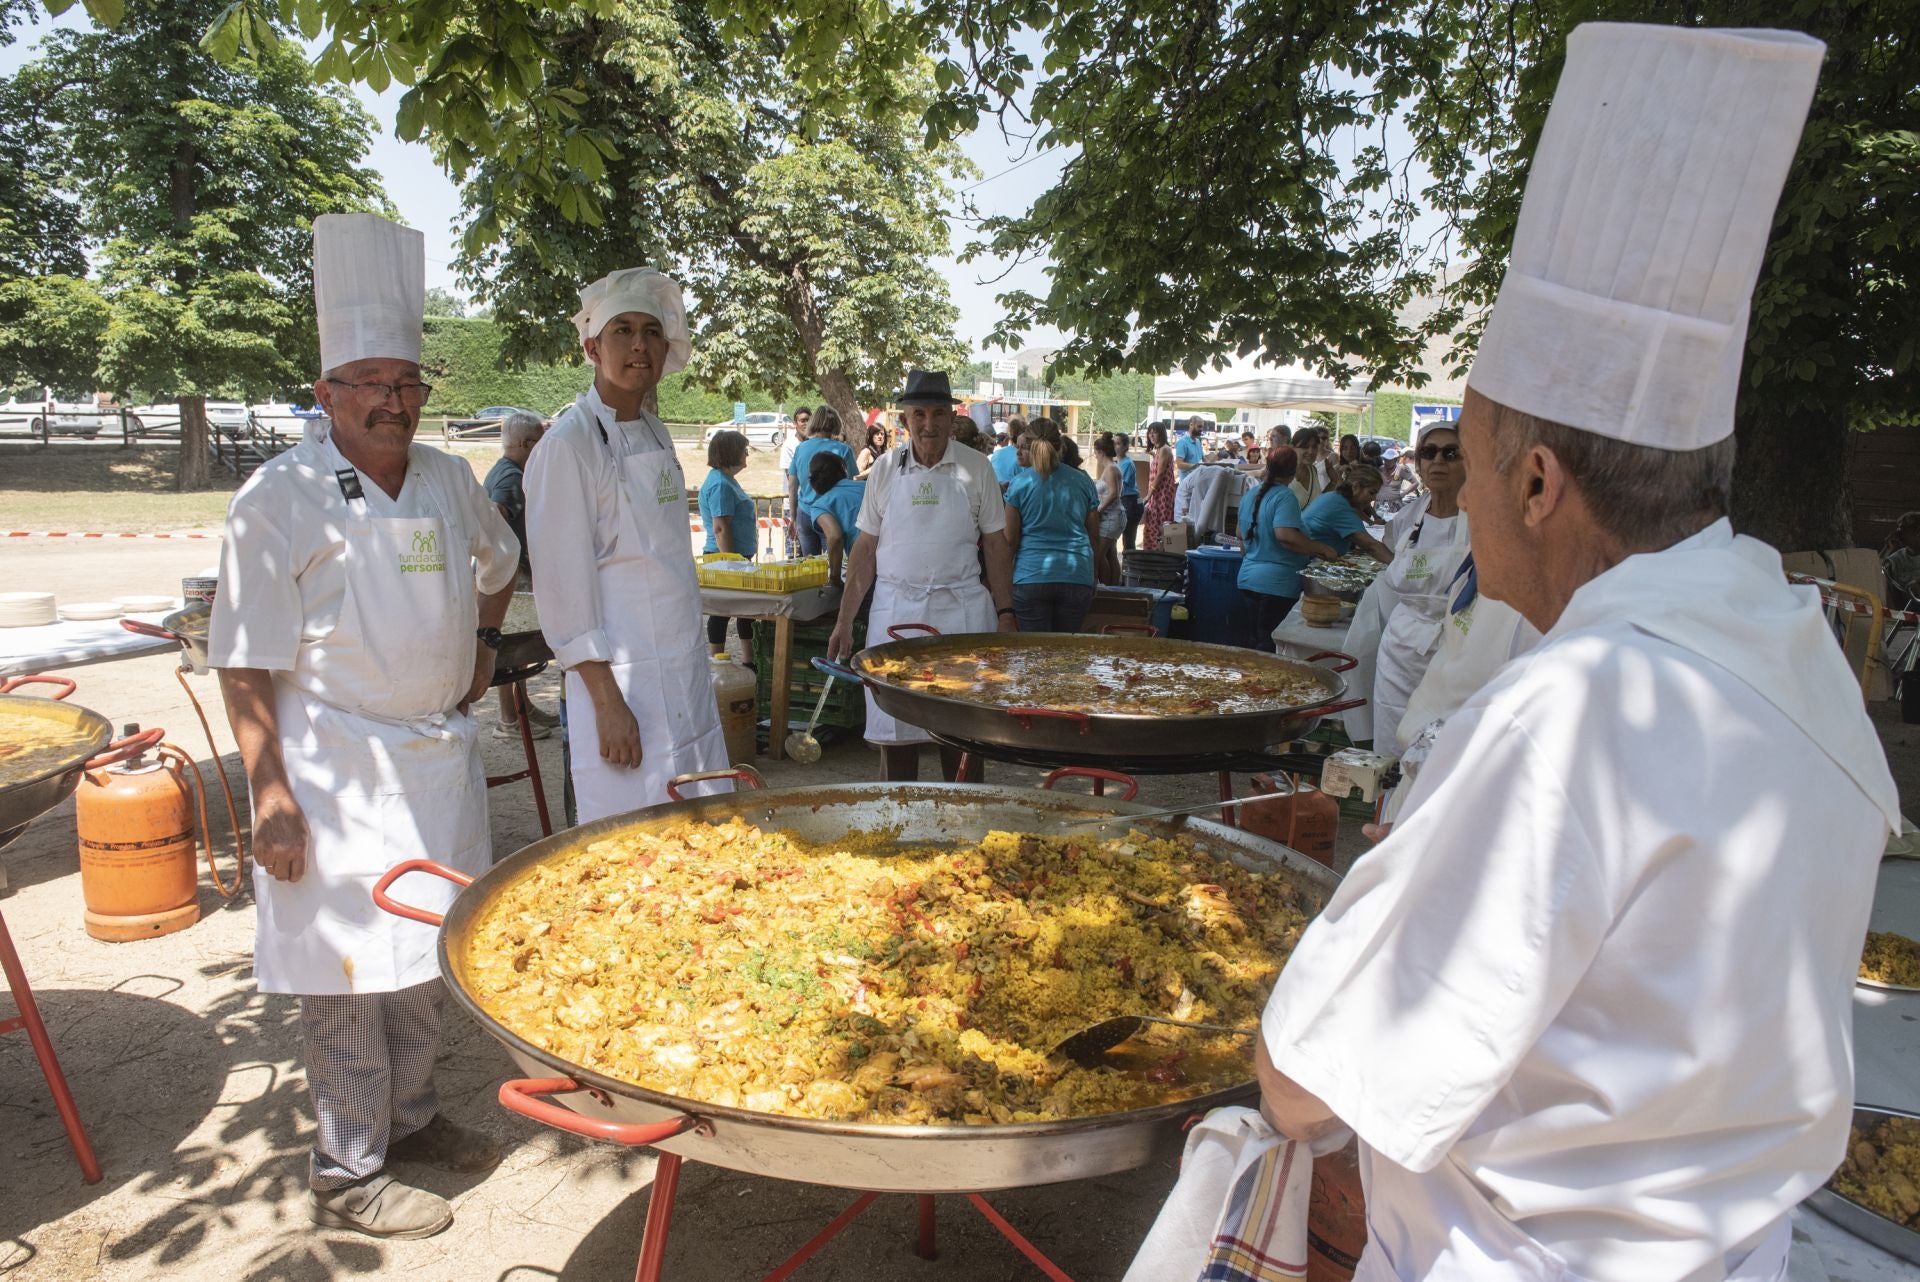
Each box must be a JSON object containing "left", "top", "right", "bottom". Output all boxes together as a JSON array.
[
  {"left": 1134, "top": 24, "right": 1901, "bottom": 1282},
  {"left": 210, "top": 213, "right": 521, "bottom": 1239},
  {"left": 524, "top": 267, "right": 733, "bottom": 821}
]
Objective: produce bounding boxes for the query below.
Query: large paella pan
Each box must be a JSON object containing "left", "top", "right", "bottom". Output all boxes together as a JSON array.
[
  {"left": 847, "top": 630, "right": 1360, "bottom": 768},
  {"left": 0, "top": 676, "right": 122, "bottom": 850},
  {"left": 379, "top": 779, "right": 1338, "bottom": 1194}
]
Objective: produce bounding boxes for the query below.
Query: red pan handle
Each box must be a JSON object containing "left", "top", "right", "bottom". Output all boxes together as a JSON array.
[
  {"left": 1008, "top": 707, "right": 1091, "bottom": 735},
  {"left": 498, "top": 1077, "right": 701, "bottom": 1146},
  {"left": 1304, "top": 650, "right": 1358, "bottom": 673},
  {"left": 370, "top": 859, "right": 474, "bottom": 928},
  {"left": 84, "top": 725, "right": 164, "bottom": 770},
  {"left": 0, "top": 674, "right": 76, "bottom": 699},
  {"left": 1039, "top": 767, "right": 1140, "bottom": 801},
  {"left": 120, "top": 618, "right": 184, "bottom": 643},
  {"left": 665, "top": 765, "right": 766, "bottom": 802},
  {"left": 886, "top": 623, "right": 942, "bottom": 640},
  {"left": 1307, "top": 698, "right": 1367, "bottom": 717},
  {"left": 1100, "top": 623, "right": 1159, "bottom": 638}
]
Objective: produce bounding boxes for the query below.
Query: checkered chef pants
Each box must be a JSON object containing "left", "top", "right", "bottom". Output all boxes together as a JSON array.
[{"left": 300, "top": 979, "right": 446, "bottom": 1190}]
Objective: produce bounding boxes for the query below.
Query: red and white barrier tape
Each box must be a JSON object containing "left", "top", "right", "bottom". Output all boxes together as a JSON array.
[{"left": 6, "top": 530, "right": 221, "bottom": 539}]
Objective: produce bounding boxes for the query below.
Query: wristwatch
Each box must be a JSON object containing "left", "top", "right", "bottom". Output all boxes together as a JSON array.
[{"left": 475, "top": 626, "right": 503, "bottom": 649}]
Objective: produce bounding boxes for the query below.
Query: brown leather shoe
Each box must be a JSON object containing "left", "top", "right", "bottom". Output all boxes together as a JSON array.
[
  {"left": 387, "top": 1114, "right": 504, "bottom": 1174},
  {"left": 309, "top": 1172, "right": 452, "bottom": 1239}
]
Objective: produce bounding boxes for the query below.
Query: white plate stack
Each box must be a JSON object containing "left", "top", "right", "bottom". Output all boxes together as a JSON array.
[
  {"left": 0, "top": 591, "right": 57, "bottom": 628},
  {"left": 115, "top": 595, "right": 177, "bottom": 615},
  {"left": 60, "top": 602, "right": 123, "bottom": 622}
]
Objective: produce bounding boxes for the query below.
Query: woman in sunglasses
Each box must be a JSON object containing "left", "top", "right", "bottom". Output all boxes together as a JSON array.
[{"left": 1343, "top": 422, "right": 1470, "bottom": 752}]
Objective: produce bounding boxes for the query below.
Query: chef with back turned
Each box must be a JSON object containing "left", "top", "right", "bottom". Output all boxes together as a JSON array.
[
  {"left": 1237, "top": 23, "right": 1899, "bottom": 1282},
  {"left": 210, "top": 213, "right": 519, "bottom": 1238}
]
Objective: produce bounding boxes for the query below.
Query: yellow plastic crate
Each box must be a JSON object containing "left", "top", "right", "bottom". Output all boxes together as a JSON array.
[{"left": 696, "top": 554, "right": 829, "bottom": 593}]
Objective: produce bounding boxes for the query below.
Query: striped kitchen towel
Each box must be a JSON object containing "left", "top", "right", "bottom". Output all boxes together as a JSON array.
[{"left": 1122, "top": 1107, "right": 1311, "bottom": 1282}]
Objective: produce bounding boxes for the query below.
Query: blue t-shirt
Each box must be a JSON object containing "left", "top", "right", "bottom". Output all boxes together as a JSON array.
[
  {"left": 1005, "top": 466, "right": 1099, "bottom": 586},
  {"left": 1236, "top": 484, "right": 1310, "bottom": 598},
  {"left": 1174, "top": 434, "right": 1204, "bottom": 467},
  {"left": 1302, "top": 491, "right": 1367, "bottom": 556},
  {"left": 789, "top": 436, "right": 857, "bottom": 489},
  {"left": 802, "top": 478, "right": 866, "bottom": 550},
  {"left": 1117, "top": 456, "right": 1138, "bottom": 497},
  {"left": 990, "top": 443, "right": 1022, "bottom": 485},
  {"left": 699, "top": 468, "right": 758, "bottom": 561}
]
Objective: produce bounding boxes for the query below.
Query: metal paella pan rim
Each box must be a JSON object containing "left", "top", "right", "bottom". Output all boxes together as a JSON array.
[
  {"left": 435, "top": 782, "right": 1337, "bottom": 1163},
  {"left": 0, "top": 693, "right": 112, "bottom": 797},
  {"left": 1805, "top": 1104, "right": 1920, "bottom": 1266}
]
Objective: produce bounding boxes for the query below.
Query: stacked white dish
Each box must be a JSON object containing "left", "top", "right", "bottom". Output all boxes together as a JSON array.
[
  {"left": 59, "top": 602, "right": 123, "bottom": 622},
  {"left": 0, "top": 592, "right": 58, "bottom": 627},
  {"left": 115, "top": 595, "right": 177, "bottom": 614}
]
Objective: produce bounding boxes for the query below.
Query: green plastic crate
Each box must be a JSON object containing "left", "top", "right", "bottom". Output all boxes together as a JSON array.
[{"left": 752, "top": 619, "right": 865, "bottom": 731}]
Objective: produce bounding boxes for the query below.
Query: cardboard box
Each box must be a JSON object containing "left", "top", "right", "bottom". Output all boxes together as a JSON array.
[{"left": 1159, "top": 522, "right": 1195, "bottom": 553}]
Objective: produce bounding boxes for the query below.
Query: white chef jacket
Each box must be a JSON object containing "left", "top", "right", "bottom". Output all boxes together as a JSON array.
[
  {"left": 1262, "top": 520, "right": 1899, "bottom": 1281},
  {"left": 209, "top": 431, "right": 519, "bottom": 676}
]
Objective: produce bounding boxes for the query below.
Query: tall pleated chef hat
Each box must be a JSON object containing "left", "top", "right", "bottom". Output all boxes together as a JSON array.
[
  {"left": 313, "top": 213, "right": 426, "bottom": 372},
  {"left": 1466, "top": 23, "right": 1824, "bottom": 450},
  {"left": 572, "top": 267, "right": 692, "bottom": 377}
]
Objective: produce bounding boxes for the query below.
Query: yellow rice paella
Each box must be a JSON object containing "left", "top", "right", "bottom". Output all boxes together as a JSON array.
[{"left": 465, "top": 819, "right": 1313, "bottom": 1125}]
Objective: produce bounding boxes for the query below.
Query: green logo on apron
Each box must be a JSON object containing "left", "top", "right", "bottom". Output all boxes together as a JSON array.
[
  {"left": 910, "top": 480, "right": 940, "bottom": 507},
  {"left": 399, "top": 527, "right": 446, "bottom": 574},
  {"left": 655, "top": 466, "right": 680, "bottom": 505}
]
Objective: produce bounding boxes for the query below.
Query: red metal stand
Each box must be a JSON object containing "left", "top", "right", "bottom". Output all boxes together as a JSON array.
[
  {"left": 485, "top": 682, "right": 553, "bottom": 837},
  {"left": 624, "top": 1156, "right": 1076, "bottom": 1282},
  {"left": 0, "top": 907, "right": 102, "bottom": 1183}
]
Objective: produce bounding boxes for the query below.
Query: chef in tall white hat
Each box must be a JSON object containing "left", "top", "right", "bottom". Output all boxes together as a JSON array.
[
  {"left": 524, "top": 266, "right": 731, "bottom": 821},
  {"left": 209, "top": 212, "right": 520, "bottom": 1238},
  {"left": 1242, "top": 24, "right": 1901, "bottom": 1281}
]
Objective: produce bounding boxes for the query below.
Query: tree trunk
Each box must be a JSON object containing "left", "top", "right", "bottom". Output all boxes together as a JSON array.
[
  {"left": 1729, "top": 405, "right": 1854, "bottom": 553},
  {"left": 785, "top": 266, "right": 865, "bottom": 434},
  {"left": 176, "top": 394, "right": 210, "bottom": 490}
]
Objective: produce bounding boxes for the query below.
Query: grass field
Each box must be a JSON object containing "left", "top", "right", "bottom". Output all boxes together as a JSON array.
[{"left": 0, "top": 434, "right": 796, "bottom": 534}]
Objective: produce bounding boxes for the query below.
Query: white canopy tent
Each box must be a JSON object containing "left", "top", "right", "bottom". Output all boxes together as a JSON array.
[{"left": 1152, "top": 352, "right": 1375, "bottom": 432}]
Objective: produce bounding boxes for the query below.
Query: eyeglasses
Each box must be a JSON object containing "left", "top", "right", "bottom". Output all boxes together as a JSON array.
[
  {"left": 1418, "top": 444, "right": 1462, "bottom": 461},
  {"left": 325, "top": 378, "right": 434, "bottom": 407}
]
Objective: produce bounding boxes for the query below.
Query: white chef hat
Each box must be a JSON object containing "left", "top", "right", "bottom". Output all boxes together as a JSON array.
[
  {"left": 571, "top": 267, "right": 691, "bottom": 377},
  {"left": 313, "top": 213, "right": 425, "bottom": 372},
  {"left": 1466, "top": 24, "right": 1824, "bottom": 450}
]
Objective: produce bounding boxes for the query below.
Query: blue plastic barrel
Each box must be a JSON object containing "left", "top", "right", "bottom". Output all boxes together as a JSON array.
[{"left": 1185, "top": 546, "right": 1249, "bottom": 647}]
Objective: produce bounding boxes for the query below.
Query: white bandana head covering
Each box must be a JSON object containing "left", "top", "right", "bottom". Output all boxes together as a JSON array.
[
  {"left": 572, "top": 267, "right": 691, "bottom": 376},
  {"left": 313, "top": 213, "right": 425, "bottom": 372},
  {"left": 1466, "top": 24, "right": 1824, "bottom": 450}
]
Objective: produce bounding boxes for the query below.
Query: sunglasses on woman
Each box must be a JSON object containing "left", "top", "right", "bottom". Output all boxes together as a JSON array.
[{"left": 1418, "top": 444, "right": 1462, "bottom": 461}]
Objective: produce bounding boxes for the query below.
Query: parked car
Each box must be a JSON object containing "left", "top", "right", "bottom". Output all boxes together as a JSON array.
[
  {"left": 126, "top": 399, "right": 251, "bottom": 438},
  {"left": 0, "top": 390, "right": 110, "bottom": 438},
  {"left": 445, "top": 404, "right": 547, "bottom": 439},
  {"left": 703, "top": 412, "right": 790, "bottom": 449}
]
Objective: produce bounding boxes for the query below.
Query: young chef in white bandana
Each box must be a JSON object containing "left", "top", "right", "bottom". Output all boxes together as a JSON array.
[
  {"left": 1251, "top": 25, "right": 1901, "bottom": 1281},
  {"left": 210, "top": 213, "right": 520, "bottom": 1238},
  {"left": 524, "top": 267, "right": 731, "bottom": 822}
]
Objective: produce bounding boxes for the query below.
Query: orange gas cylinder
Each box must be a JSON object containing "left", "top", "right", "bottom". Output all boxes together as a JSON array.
[
  {"left": 1307, "top": 1137, "right": 1366, "bottom": 1280},
  {"left": 74, "top": 726, "right": 200, "bottom": 942},
  {"left": 1241, "top": 772, "right": 1340, "bottom": 867}
]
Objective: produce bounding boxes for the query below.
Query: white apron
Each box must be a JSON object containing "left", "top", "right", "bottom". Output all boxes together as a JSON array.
[
  {"left": 255, "top": 456, "right": 488, "bottom": 996},
  {"left": 1339, "top": 496, "right": 1446, "bottom": 744},
  {"left": 1368, "top": 509, "right": 1469, "bottom": 755},
  {"left": 563, "top": 406, "right": 728, "bottom": 823},
  {"left": 863, "top": 452, "right": 997, "bottom": 744}
]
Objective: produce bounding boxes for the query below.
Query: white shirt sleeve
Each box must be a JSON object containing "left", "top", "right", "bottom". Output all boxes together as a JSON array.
[
  {"left": 1261, "top": 698, "right": 1612, "bottom": 1173},
  {"left": 524, "top": 426, "right": 613, "bottom": 669},
  {"left": 857, "top": 452, "right": 894, "bottom": 539},
  {"left": 971, "top": 452, "right": 1007, "bottom": 535},
  {"left": 208, "top": 479, "right": 305, "bottom": 672},
  {"left": 453, "top": 456, "right": 520, "bottom": 594}
]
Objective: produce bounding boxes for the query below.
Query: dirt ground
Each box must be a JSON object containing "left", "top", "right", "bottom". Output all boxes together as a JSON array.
[{"left": 4, "top": 537, "right": 1918, "bottom": 1282}]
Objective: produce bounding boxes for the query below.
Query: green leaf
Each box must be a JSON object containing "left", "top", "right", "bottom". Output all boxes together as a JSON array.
[
  {"left": 395, "top": 90, "right": 426, "bottom": 141},
  {"left": 82, "top": 0, "right": 125, "bottom": 25},
  {"left": 42, "top": 0, "right": 80, "bottom": 16},
  {"left": 200, "top": 2, "right": 245, "bottom": 61}
]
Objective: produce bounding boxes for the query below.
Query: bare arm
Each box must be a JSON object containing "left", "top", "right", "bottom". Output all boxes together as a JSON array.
[
  {"left": 1256, "top": 1037, "right": 1343, "bottom": 1144},
  {"left": 1352, "top": 531, "right": 1394, "bottom": 564},
  {"left": 818, "top": 512, "right": 846, "bottom": 586},
  {"left": 464, "top": 580, "right": 514, "bottom": 709},
  {"left": 1003, "top": 503, "right": 1023, "bottom": 561},
  {"left": 574, "top": 660, "right": 641, "bottom": 767},
  {"left": 827, "top": 534, "right": 880, "bottom": 661},
  {"left": 712, "top": 514, "right": 736, "bottom": 556},
  {"left": 982, "top": 530, "right": 1017, "bottom": 633},
  {"left": 1277, "top": 527, "right": 1340, "bottom": 562},
  {"left": 217, "top": 668, "right": 308, "bottom": 884}
]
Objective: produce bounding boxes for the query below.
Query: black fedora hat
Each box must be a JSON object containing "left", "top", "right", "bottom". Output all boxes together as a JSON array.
[{"left": 895, "top": 369, "right": 961, "bottom": 406}]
